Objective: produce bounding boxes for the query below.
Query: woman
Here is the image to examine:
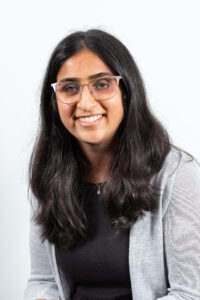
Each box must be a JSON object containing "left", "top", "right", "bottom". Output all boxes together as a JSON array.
[{"left": 24, "top": 29, "right": 200, "bottom": 300}]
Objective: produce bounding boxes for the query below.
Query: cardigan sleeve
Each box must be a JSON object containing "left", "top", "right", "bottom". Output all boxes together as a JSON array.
[
  {"left": 23, "top": 199, "right": 60, "bottom": 300},
  {"left": 158, "top": 158, "right": 200, "bottom": 300}
]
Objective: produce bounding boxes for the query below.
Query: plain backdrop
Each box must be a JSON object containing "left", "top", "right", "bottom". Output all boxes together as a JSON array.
[{"left": 0, "top": 0, "right": 199, "bottom": 299}]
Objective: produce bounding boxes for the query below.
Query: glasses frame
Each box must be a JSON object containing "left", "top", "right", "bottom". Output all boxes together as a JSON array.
[{"left": 51, "top": 75, "right": 122, "bottom": 105}]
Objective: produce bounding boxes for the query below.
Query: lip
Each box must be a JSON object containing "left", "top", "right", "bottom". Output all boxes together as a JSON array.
[
  {"left": 75, "top": 114, "right": 105, "bottom": 119},
  {"left": 76, "top": 114, "right": 105, "bottom": 127}
]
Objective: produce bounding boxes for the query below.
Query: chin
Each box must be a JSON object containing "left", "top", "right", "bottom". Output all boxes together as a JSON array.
[
  {"left": 81, "top": 139, "right": 103, "bottom": 145},
  {"left": 77, "top": 133, "right": 105, "bottom": 144},
  {"left": 77, "top": 135, "right": 108, "bottom": 146}
]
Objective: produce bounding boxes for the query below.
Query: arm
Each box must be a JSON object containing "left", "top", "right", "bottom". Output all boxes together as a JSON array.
[
  {"left": 24, "top": 198, "right": 60, "bottom": 300},
  {"left": 158, "top": 158, "right": 200, "bottom": 300}
]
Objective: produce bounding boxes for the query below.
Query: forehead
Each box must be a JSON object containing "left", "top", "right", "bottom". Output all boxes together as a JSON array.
[{"left": 56, "top": 49, "right": 114, "bottom": 82}]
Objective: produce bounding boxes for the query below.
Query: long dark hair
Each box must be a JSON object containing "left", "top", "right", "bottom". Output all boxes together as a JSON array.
[{"left": 30, "top": 29, "right": 173, "bottom": 248}]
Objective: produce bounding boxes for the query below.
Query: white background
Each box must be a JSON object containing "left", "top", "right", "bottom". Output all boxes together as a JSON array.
[{"left": 0, "top": 0, "right": 199, "bottom": 299}]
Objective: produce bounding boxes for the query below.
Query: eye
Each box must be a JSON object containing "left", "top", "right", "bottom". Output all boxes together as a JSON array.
[
  {"left": 58, "top": 82, "right": 80, "bottom": 94},
  {"left": 93, "top": 78, "right": 112, "bottom": 90},
  {"left": 63, "top": 84, "right": 79, "bottom": 93}
]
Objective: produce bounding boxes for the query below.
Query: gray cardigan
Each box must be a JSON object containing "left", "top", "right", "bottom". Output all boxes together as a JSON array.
[{"left": 24, "top": 147, "right": 200, "bottom": 300}]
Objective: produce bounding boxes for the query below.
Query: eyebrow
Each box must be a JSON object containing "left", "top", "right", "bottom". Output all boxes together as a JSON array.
[{"left": 59, "top": 72, "right": 113, "bottom": 83}]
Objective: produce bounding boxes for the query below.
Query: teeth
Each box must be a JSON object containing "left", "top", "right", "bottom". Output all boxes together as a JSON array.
[{"left": 78, "top": 114, "right": 103, "bottom": 122}]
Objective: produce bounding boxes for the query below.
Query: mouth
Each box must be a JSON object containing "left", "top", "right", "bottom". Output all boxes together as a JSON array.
[
  {"left": 75, "top": 114, "right": 106, "bottom": 127},
  {"left": 75, "top": 114, "right": 105, "bottom": 121}
]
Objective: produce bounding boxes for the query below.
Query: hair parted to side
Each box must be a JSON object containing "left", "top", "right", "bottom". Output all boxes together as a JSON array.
[{"left": 29, "top": 28, "right": 174, "bottom": 248}]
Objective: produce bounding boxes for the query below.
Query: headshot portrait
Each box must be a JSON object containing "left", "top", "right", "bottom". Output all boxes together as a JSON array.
[{"left": 0, "top": 1, "right": 199, "bottom": 300}]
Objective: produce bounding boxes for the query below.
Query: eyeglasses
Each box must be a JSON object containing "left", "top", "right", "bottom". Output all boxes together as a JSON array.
[{"left": 51, "top": 75, "right": 122, "bottom": 105}]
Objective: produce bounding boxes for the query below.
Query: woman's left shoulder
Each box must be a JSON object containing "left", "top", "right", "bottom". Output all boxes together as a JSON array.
[
  {"left": 157, "top": 145, "right": 200, "bottom": 180},
  {"left": 151, "top": 145, "right": 200, "bottom": 216},
  {"left": 167, "top": 145, "right": 200, "bottom": 199}
]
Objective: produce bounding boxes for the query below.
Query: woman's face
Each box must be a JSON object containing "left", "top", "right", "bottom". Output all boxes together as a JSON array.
[{"left": 56, "top": 49, "right": 124, "bottom": 150}]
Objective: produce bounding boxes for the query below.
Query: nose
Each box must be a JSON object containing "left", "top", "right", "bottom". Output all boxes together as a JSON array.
[{"left": 76, "top": 85, "right": 97, "bottom": 111}]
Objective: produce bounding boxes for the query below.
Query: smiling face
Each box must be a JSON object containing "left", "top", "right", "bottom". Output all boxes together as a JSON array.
[{"left": 56, "top": 48, "right": 124, "bottom": 151}]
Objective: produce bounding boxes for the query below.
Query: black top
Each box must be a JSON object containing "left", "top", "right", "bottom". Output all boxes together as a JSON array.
[{"left": 55, "top": 182, "right": 132, "bottom": 300}]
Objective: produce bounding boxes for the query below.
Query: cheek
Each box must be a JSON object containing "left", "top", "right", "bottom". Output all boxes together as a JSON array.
[
  {"left": 57, "top": 103, "right": 74, "bottom": 128},
  {"left": 114, "top": 91, "right": 124, "bottom": 114},
  {"left": 111, "top": 98, "right": 124, "bottom": 120}
]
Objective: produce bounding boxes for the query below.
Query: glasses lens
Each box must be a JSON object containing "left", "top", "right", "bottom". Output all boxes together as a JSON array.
[
  {"left": 55, "top": 81, "right": 81, "bottom": 104},
  {"left": 90, "top": 76, "right": 118, "bottom": 100}
]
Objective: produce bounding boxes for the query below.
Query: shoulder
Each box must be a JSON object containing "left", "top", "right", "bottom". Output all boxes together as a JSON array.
[
  {"left": 151, "top": 145, "right": 200, "bottom": 216},
  {"left": 156, "top": 144, "right": 199, "bottom": 180}
]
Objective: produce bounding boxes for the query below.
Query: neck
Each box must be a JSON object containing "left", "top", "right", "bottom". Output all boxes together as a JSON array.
[{"left": 79, "top": 142, "right": 114, "bottom": 183}]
